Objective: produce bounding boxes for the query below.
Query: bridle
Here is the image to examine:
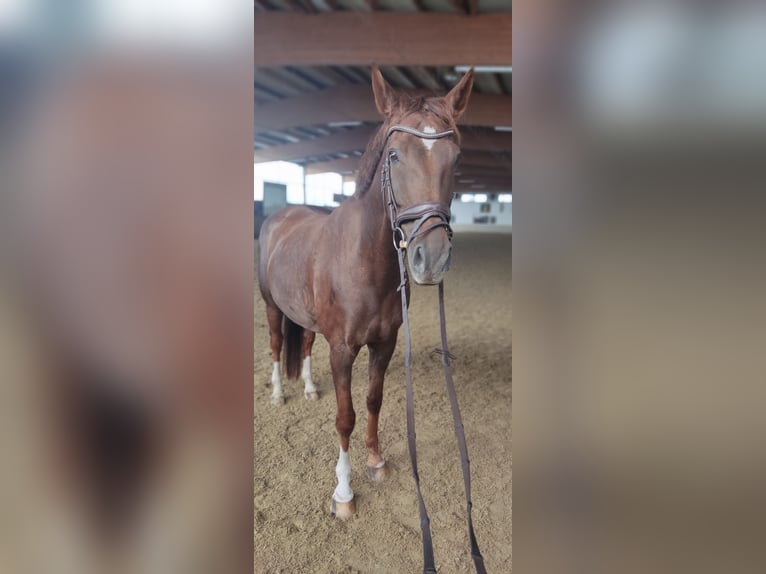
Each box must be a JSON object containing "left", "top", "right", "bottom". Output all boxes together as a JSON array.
[
  {"left": 381, "top": 124, "right": 487, "bottom": 574},
  {"left": 381, "top": 124, "right": 455, "bottom": 252}
]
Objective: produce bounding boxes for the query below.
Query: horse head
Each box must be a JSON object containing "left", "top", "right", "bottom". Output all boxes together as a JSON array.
[{"left": 371, "top": 66, "right": 474, "bottom": 285}]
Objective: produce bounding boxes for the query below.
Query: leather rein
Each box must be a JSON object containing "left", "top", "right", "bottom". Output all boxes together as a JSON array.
[{"left": 381, "top": 125, "right": 487, "bottom": 574}]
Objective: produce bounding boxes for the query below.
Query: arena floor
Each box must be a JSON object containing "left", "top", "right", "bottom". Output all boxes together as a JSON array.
[{"left": 254, "top": 232, "right": 512, "bottom": 573}]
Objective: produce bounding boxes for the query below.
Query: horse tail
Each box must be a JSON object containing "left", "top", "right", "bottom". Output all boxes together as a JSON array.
[{"left": 282, "top": 316, "right": 304, "bottom": 380}]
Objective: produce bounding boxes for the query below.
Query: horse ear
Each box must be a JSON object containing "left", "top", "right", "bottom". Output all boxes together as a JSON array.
[
  {"left": 371, "top": 66, "right": 396, "bottom": 117},
  {"left": 445, "top": 68, "right": 474, "bottom": 120}
]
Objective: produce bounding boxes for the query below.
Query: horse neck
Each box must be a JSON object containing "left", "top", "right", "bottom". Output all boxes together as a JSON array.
[{"left": 357, "top": 167, "right": 399, "bottom": 266}]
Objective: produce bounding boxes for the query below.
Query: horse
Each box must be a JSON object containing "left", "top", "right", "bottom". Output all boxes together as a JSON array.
[{"left": 257, "top": 66, "right": 474, "bottom": 520}]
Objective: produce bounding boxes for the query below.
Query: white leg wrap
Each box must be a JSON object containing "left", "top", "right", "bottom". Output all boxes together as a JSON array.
[
  {"left": 333, "top": 448, "right": 353, "bottom": 503},
  {"left": 302, "top": 357, "right": 317, "bottom": 394},
  {"left": 270, "top": 362, "right": 282, "bottom": 400}
]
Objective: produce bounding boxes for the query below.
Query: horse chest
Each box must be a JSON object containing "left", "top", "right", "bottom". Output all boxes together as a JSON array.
[
  {"left": 358, "top": 303, "right": 402, "bottom": 343},
  {"left": 316, "top": 283, "right": 402, "bottom": 345}
]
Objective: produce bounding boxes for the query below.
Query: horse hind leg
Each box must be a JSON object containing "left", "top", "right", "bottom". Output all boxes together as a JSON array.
[
  {"left": 301, "top": 330, "right": 319, "bottom": 401},
  {"left": 265, "top": 305, "right": 285, "bottom": 405},
  {"left": 365, "top": 336, "right": 396, "bottom": 482}
]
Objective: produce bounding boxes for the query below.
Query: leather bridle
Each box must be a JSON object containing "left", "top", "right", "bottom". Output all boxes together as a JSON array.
[
  {"left": 381, "top": 125, "right": 455, "bottom": 252},
  {"left": 382, "top": 125, "right": 487, "bottom": 574}
]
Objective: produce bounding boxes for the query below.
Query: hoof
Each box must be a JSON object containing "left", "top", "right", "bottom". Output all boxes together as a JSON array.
[
  {"left": 304, "top": 390, "right": 319, "bottom": 401},
  {"left": 366, "top": 461, "right": 389, "bottom": 482},
  {"left": 270, "top": 394, "right": 284, "bottom": 406},
  {"left": 330, "top": 496, "right": 356, "bottom": 520}
]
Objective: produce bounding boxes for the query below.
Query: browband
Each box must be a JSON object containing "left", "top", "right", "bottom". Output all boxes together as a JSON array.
[{"left": 386, "top": 125, "right": 455, "bottom": 140}]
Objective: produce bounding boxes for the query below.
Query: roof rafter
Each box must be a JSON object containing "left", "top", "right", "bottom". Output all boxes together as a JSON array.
[
  {"left": 255, "top": 85, "right": 511, "bottom": 132},
  {"left": 254, "top": 125, "right": 375, "bottom": 163},
  {"left": 254, "top": 12, "right": 512, "bottom": 67}
]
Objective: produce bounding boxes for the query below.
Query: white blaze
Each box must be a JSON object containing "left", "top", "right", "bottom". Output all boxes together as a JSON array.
[
  {"left": 333, "top": 448, "right": 353, "bottom": 503},
  {"left": 421, "top": 126, "right": 436, "bottom": 150}
]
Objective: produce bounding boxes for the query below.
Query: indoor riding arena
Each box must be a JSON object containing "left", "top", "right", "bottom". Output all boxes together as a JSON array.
[
  {"left": 254, "top": 233, "right": 511, "bottom": 573},
  {"left": 254, "top": 2, "right": 511, "bottom": 572}
]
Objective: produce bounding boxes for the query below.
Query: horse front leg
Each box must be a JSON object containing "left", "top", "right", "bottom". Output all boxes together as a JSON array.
[
  {"left": 365, "top": 335, "right": 397, "bottom": 482},
  {"left": 329, "top": 342, "right": 360, "bottom": 519}
]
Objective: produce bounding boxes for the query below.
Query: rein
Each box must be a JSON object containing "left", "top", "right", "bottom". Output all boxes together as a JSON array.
[{"left": 382, "top": 125, "right": 487, "bottom": 574}]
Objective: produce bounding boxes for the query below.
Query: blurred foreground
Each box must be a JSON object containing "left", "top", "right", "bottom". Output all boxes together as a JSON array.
[
  {"left": 0, "top": 3, "right": 253, "bottom": 573},
  {"left": 514, "top": 1, "right": 766, "bottom": 573}
]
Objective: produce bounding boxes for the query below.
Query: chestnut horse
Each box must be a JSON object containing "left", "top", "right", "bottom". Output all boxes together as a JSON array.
[{"left": 258, "top": 67, "right": 474, "bottom": 519}]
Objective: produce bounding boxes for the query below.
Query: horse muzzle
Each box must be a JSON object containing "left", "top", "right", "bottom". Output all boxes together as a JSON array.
[
  {"left": 395, "top": 203, "right": 453, "bottom": 285},
  {"left": 407, "top": 231, "right": 452, "bottom": 285}
]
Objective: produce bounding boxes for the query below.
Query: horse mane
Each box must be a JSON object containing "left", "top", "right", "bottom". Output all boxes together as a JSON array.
[{"left": 354, "top": 92, "right": 461, "bottom": 197}]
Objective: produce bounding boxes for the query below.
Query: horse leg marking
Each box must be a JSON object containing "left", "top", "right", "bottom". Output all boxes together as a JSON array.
[
  {"left": 333, "top": 447, "right": 353, "bottom": 503},
  {"left": 301, "top": 331, "right": 318, "bottom": 400},
  {"left": 331, "top": 446, "right": 356, "bottom": 519},
  {"left": 265, "top": 305, "right": 284, "bottom": 405},
  {"left": 328, "top": 342, "right": 358, "bottom": 516},
  {"left": 270, "top": 361, "right": 284, "bottom": 405},
  {"left": 302, "top": 356, "right": 319, "bottom": 400}
]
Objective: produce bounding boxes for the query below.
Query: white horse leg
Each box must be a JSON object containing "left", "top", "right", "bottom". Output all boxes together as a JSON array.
[
  {"left": 270, "top": 361, "right": 284, "bottom": 405},
  {"left": 302, "top": 356, "right": 319, "bottom": 400},
  {"left": 331, "top": 447, "right": 355, "bottom": 519}
]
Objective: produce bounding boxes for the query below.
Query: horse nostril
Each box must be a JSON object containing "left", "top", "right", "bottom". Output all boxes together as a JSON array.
[{"left": 412, "top": 245, "right": 424, "bottom": 269}]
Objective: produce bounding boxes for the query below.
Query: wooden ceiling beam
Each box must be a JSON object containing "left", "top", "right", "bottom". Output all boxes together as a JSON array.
[
  {"left": 254, "top": 69, "right": 307, "bottom": 98},
  {"left": 282, "top": 0, "right": 306, "bottom": 11},
  {"left": 456, "top": 168, "right": 513, "bottom": 181},
  {"left": 460, "top": 129, "right": 512, "bottom": 153},
  {"left": 306, "top": 157, "right": 361, "bottom": 174},
  {"left": 408, "top": 66, "right": 442, "bottom": 91},
  {"left": 254, "top": 125, "right": 375, "bottom": 163},
  {"left": 380, "top": 66, "right": 416, "bottom": 89},
  {"left": 300, "top": 0, "right": 320, "bottom": 13},
  {"left": 459, "top": 150, "right": 512, "bottom": 170},
  {"left": 255, "top": 85, "right": 511, "bottom": 132},
  {"left": 255, "top": 85, "right": 372, "bottom": 133},
  {"left": 254, "top": 12, "right": 512, "bottom": 67},
  {"left": 457, "top": 178, "right": 513, "bottom": 191}
]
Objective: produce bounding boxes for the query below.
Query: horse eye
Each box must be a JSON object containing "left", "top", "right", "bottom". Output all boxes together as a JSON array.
[
  {"left": 454, "top": 153, "right": 462, "bottom": 168},
  {"left": 388, "top": 149, "right": 400, "bottom": 163}
]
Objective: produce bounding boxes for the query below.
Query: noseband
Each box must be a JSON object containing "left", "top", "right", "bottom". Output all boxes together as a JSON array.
[{"left": 381, "top": 124, "right": 455, "bottom": 251}]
